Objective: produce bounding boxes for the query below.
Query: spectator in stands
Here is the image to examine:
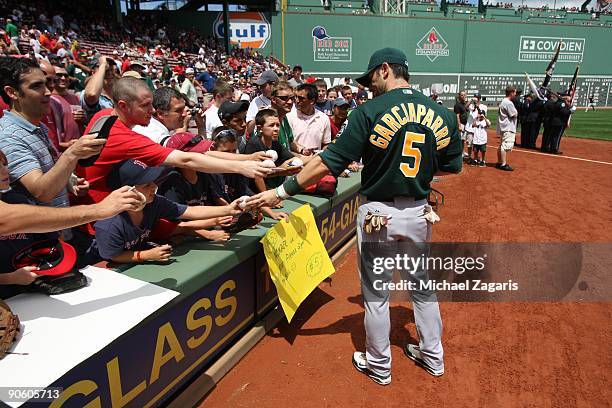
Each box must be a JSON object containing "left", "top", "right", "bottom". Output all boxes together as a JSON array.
[
  {"left": 313, "top": 79, "right": 332, "bottom": 115},
  {"left": 327, "top": 88, "right": 338, "bottom": 102},
  {"left": 341, "top": 85, "right": 358, "bottom": 109},
  {"left": 355, "top": 90, "right": 369, "bottom": 106},
  {"left": 0, "top": 149, "right": 145, "bottom": 294},
  {"left": 204, "top": 81, "right": 234, "bottom": 138},
  {"left": 5, "top": 19, "right": 19, "bottom": 53},
  {"left": 287, "top": 65, "right": 304, "bottom": 88},
  {"left": 76, "top": 77, "right": 271, "bottom": 208},
  {"left": 134, "top": 87, "right": 195, "bottom": 144},
  {"left": 287, "top": 83, "right": 331, "bottom": 154},
  {"left": 196, "top": 61, "right": 218, "bottom": 93},
  {"left": 0, "top": 57, "right": 107, "bottom": 239},
  {"left": 246, "top": 69, "right": 279, "bottom": 123},
  {"left": 51, "top": 64, "right": 84, "bottom": 146},
  {"left": 343, "top": 77, "right": 357, "bottom": 93},
  {"left": 209, "top": 128, "right": 256, "bottom": 205},
  {"left": 37, "top": 59, "right": 65, "bottom": 151},
  {"left": 82, "top": 56, "right": 118, "bottom": 124},
  {"left": 218, "top": 100, "right": 249, "bottom": 153},
  {"left": 155, "top": 133, "right": 233, "bottom": 242},
  {"left": 180, "top": 67, "right": 198, "bottom": 106},
  {"left": 270, "top": 81, "right": 297, "bottom": 152},
  {"left": 329, "top": 97, "right": 350, "bottom": 139},
  {"left": 87, "top": 159, "right": 247, "bottom": 264},
  {"left": 244, "top": 109, "right": 300, "bottom": 220},
  {"left": 496, "top": 85, "right": 518, "bottom": 171}
]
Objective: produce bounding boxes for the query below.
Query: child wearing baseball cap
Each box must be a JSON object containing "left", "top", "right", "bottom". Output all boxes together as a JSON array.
[
  {"left": 157, "top": 132, "right": 232, "bottom": 241},
  {"left": 87, "top": 159, "right": 251, "bottom": 264}
]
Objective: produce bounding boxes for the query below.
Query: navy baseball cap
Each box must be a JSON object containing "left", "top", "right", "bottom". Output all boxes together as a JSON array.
[
  {"left": 107, "top": 159, "right": 168, "bottom": 189},
  {"left": 356, "top": 90, "right": 368, "bottom": 99},
  {"left": 355, "top": 48, "right": 409, "bottom": 87}
]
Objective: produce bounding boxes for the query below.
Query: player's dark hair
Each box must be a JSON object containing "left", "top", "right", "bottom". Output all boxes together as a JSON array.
[
  {"left": 388, "top": 63, "right": 410, "bottom": 83},
  {"left": 313, "top": 79, "right": 327, "bottom": 89},
  {"left": 293, "top": 65, "right": 302, "bottom": 72},
  {"left": 296, "top": 84, "right": 317, "bottom": 101},
  {"left": 0, "top": 57, "right": 41, "bottom": 105},
  {"left": 153, "top": 86, "right": 182, "bottom": 111},
  {"left": 255, "top": 108, "right": 279, "bottom": 127}
]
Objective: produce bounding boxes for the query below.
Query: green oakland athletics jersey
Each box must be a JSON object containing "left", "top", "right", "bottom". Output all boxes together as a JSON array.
[{"left": 319, "top": 87, "right": 462, "bottom": 201}]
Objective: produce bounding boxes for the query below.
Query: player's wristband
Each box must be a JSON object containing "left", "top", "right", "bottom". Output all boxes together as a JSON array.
[
  {"left": 283, "top": 176, "right": 302, "bottom": 196},
  {"left": 136, "top": 251, "right": 143, "bottom": 263},
  {"left": 275, "top": 185, "right": 290, "bottom": 200}
]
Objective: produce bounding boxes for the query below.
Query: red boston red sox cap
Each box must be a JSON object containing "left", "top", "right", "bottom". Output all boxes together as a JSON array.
[{"left": 12, "top": 239, "right": 77, "bottom": 277}]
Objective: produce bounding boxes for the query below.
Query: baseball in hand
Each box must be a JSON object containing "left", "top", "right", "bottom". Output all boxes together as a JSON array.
[
  {"left": 289, "top": 158, "right": 303, "bottom": 167},
  {"left": 238, "top": 195, "right": 250, "bottom": 210},
  {"left": 265, "top": 149, "right": 278, "bottom": 162},
  {"left": 262, "top": 159, "right": 276, "bottom": 168},
  {"left": 131, "top": 187, "right": 148, "bottom": 211}
]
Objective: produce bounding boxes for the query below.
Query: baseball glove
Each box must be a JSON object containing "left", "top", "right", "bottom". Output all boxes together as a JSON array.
[{"left": 0, "top": 299, "right": 20, "bottom": 359}]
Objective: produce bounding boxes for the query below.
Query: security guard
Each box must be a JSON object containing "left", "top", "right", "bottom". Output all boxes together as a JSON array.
[{"left": 252, "top": 48, "right": 462, "bottom": 385}]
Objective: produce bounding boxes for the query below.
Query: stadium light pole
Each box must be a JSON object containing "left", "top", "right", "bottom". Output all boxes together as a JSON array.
[{"left": 223, "top": 0, "right": 231, "bottom": 54}]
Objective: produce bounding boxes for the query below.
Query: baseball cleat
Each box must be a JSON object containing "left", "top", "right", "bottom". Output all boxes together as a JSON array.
[
  {"left": 352, "top": 352, "right": 391, "bottom": 386},
  {"left": 403, "top": 344, "right": 444, "bottom": 377}
]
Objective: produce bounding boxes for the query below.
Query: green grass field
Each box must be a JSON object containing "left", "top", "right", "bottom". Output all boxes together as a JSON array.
[{"left": 484, "top": 109, "right": 612, "bottom": 141}]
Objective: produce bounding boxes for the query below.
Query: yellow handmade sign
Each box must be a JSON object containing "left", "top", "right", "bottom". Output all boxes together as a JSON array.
[{"left": 260, "top": 204, "right": 335, "bottom": 322}]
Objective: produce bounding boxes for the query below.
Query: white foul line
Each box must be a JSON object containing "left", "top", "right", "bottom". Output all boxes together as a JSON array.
[{"left": 486, "top": 144, "right": 612, "bottom": 166}]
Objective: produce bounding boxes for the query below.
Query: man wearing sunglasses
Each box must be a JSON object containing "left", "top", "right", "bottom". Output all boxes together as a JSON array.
[
  {"left": 286, "top": 83, "right": 331, "bottom": 155},
  {"left": 51, "top": 65, "right": 84, "bottom": 147}
]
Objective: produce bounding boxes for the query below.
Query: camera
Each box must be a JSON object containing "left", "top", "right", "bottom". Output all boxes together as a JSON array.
[{"left": 190, "top": 103, "right": 202, "bottom": 117}]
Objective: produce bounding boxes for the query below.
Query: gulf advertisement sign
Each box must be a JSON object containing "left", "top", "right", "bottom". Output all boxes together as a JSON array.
[{"left": 214, "top": 12, "right": 271, "bottom": 49}]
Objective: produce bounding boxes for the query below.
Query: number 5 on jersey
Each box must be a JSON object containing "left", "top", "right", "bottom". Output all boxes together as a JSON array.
[{"left": 400, "top": 131, "right": 425, "bottom": 178}]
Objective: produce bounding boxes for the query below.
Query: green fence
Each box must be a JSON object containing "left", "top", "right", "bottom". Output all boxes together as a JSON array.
[{"left": 269, "top": 12, "right": 611, "bottom": 106}]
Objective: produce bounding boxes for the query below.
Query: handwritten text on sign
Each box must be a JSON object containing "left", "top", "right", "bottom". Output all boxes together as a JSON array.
[{"left": 260, "top": 204, "right": 335, "bottom": 322}]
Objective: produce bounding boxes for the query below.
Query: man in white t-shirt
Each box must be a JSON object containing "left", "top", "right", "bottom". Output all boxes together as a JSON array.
[
  {"left": 246, "top": 70, "right": 279, "bottom": 122},
  {"left": 204, "top": 81, "right": 234, "bottom": 138},
  {"left": 286, "top": 83, "right": 331, "bottom": 154},
  {"left": 496, "top": 86, "right": 518, "bottom": 171},
  {"left": 134, "top": 87, "right": 205, "bottom": 145}
]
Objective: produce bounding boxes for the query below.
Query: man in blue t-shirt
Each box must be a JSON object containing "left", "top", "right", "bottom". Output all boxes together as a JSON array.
[{"left": 196, "top": 62, "right": 218, "bottom": 93}]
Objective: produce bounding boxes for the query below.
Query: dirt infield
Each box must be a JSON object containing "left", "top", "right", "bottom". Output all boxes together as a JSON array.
[{"left": 201, "top": 133, "right": 612, "bottom": 407}]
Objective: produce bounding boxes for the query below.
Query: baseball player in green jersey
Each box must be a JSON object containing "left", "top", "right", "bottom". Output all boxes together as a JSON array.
[{"left": 251, "top": 48, "right": 462, "bottom": 385}]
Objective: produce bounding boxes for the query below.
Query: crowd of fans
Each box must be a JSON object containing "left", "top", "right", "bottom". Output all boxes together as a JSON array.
[{"left": 0, "top": 1, "right": 373, "bottom": 298}]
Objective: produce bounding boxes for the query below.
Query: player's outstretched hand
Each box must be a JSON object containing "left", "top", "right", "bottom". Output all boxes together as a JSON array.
[
  {"left": 239, "top": 161, "right": 272, "bottom": 178},
  {"left": 250, "top": 189, "right": 281, "bottom": 209}
]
